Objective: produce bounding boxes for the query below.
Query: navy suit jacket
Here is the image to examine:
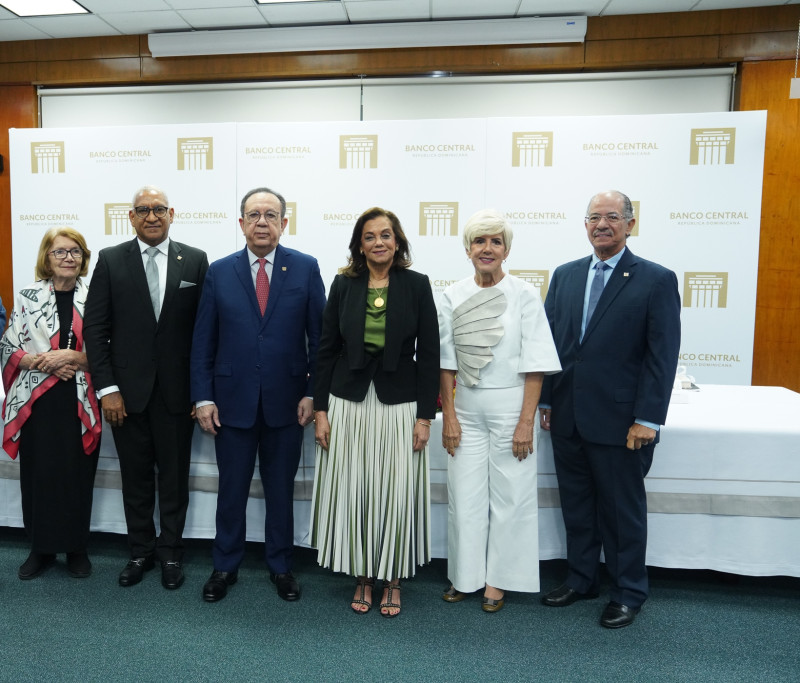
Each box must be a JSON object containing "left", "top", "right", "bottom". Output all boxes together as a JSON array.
[
  {"left": 190, "top": 244, "right": 326, "bottom": 430},
  {"left": 541, "top": 247, "right": 681, "bottom": 447},
  {"left": 84, "top": 238, "right": 208, "bottom": 414}
]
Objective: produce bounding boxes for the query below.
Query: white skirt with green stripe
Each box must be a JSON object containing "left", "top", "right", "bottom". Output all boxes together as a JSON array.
[{"left": 310, "top": 382, "right": 431, "bottom": 580}]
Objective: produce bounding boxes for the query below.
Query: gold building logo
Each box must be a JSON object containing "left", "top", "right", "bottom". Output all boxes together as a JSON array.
[
  {"left": 419, "top": 202, "right": 459, "bottom": 237},
  {"left": 285, "top": 202, "right": 297, "bottom": 235},
  {"left": 31, "top": 141, "right": 66, "bottom": 174},
  {"left": 105, "top": 203, "right": 134, "bottom": 236},
  {"left": 512, "top": 132, "right": 553, "bottom": 167},
  {"left": 510, "top": 269, "right": 550, "bottom": 301},
  {"left": 683, "top": 272, "right": 728, "bottom": 308},
  {"left": 629, "top": 200, "right": 640, "bottom": 237},
  {"left": 689, "top": 128, "right": 736, "bottom": 165},
  {"left": 339, "top": 135, "right": 378, "bottom": 169},
  {"left": 177, "top": 137, "right": 214, "bottom": 170}
]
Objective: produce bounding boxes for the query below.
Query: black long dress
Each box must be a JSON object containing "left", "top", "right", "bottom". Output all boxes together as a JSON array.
[{"left": 18, "top": 289, "right": 100, "bottom": 554}]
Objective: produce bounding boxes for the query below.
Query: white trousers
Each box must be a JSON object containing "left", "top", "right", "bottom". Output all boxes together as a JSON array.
[{"left": 447, "top": 383, "right": 540, "bottom": 593}]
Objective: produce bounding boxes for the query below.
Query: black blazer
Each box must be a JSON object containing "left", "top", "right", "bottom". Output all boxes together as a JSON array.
[
  {"left": 313, "top": 267, "right": 439, "bottom": 419},
  {"left": 84, "top": 238, "right": 208, "bottom": 414}
]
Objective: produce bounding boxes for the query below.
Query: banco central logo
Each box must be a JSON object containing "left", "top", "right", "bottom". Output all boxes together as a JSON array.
[
  {"left": 105, "top": 203, "right": 133, "bottom": 236},
  {"left": 512, "top": 132, "right": 553, "bottom": 167},
  {"left": 510, "top": 269, "right": 550, "bottom": 301},
  {"left": 630, "top": 200, "right": 640, "bottom": 237},
  {"left": 177, "top": 137, "right": 214, "bottom": 170},
  {"left": 31, "top": 141, "right": 66, "bottom": 174},
  {"left": 683, "top": 272, "right": 728, "bottom": 308},
  {"left": 689, "top": 128, "right": 736, "bottom": 165},
  {"left": 285, "top": 202, "right": 297, "bottom": 235},
  {"left": 419, "top": 202, "right": 459, "bottom": 237},
  {"left": 339, "top": 135, "right": 378, "bottom": 169}
]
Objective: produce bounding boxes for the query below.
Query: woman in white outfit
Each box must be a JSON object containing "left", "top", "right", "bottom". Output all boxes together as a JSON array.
[{"left": 438, "top": 209, "right": 561, "bottom": 612}]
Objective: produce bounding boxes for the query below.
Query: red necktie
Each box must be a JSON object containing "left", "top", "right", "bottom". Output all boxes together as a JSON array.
[{"left": 256, "top": 257, "right": 269, "bottom": 315}]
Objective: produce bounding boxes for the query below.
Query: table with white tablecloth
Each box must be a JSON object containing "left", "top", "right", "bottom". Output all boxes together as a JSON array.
[{"left": 2, "top": 385, "right": 799, "bottom": 577}]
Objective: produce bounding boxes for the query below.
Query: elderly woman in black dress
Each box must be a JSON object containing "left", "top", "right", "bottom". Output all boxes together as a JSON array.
[{"left": 1, "top": 227, "right": 102, "bottom": 579}]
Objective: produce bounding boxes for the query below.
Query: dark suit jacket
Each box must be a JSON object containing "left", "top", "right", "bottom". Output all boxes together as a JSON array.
[
  {"left": 84, "top": 238, "right": 208, "bottom": 414},
  {"left": 313, "top": 268, "right": 439, "bottom": 419},
  {"left": 541, "top": 247, "right": 681, "bottom": 447},
  {"left": 190, "top": 244, "right": 326, "bottom": 430}
]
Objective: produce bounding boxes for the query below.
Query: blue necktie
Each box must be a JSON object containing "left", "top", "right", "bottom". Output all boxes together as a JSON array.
[{"left": 586, "top": 261, "right": 609, "bottom": 325}]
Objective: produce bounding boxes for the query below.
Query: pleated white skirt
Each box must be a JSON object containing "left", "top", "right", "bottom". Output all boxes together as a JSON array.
[{"left": 310, "top": 383, "right": 431, "bottom": 580}]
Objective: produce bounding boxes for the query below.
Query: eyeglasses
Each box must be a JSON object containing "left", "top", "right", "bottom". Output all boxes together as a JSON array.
[
  {"left": 586, "top": 213, "right": 627, "bottom": 225},
  {"left": 244, "top": 211, "right": 282, "bottom": 225},
  {"left": 49, "top": 248, "right": 84, "bottom": 260},
  {"left": 133, "top": 205, "right": 169, "bottom": 218}
]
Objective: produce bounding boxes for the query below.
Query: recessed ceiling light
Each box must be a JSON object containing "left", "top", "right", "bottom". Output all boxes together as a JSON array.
[{"left": 0, "top": 0, "right": 88, "bottom": 17}]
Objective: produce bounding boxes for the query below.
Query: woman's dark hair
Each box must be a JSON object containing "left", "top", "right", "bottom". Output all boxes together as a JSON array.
[{"left": 341, "top": 207, "right": 412, "bottom": 277}]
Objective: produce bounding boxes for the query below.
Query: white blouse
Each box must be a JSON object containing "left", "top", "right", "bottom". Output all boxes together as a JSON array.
[{"left": 438, "top": 274, "right": 561, "bottom": 389}]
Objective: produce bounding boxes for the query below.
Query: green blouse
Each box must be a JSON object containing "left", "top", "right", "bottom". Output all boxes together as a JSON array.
[{"left": 364, "top": 286, "right": 388, "bottom": 354}]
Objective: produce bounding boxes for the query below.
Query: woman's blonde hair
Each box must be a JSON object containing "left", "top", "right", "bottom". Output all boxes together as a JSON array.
[{"left": 35, "top": 227, "right": 91, "bottom": 280}]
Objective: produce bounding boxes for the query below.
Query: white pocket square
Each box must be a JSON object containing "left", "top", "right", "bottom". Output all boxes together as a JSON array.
[{"left": 179, "top": 280, "right": 197, "bottom": 289}]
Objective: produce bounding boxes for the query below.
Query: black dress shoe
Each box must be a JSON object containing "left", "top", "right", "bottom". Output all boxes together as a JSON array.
[
  {"left": 161, "top": 561, "right": 185, "bottom": 589},
  {"left": 541, "top": 583, "right": 600, "bottom": 607},
  {"left": 66, "top": 551, "right": 92, "bottom": 578},
  {"left": 203, "top": 570, "right": 238, "bottom": 602},
  {"left": 600, "top": 601, "right": 640, "bottom": 629},
  {"left": 270, "top": 571, "right": 300, "bottom": 601},
  {"left": 18, "top": 552, "right": 56, "bottom": 580},
  {"left": 118, "top": 556, "right": 155, "bottom": 587}
]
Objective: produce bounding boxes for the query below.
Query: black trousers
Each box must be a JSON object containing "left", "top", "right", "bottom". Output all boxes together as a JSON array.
[{"left": 111, "top": 381, "right": 194, "bottom": 562}]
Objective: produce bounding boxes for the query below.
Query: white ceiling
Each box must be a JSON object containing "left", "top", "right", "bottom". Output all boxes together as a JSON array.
[{"left": 0, "top": 0, "right": 796, "bottom": 43}]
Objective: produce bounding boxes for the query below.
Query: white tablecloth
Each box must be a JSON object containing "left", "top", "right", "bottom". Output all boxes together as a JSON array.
[{"left": 2, "top": 385, "right": 800, "bottom": 577}]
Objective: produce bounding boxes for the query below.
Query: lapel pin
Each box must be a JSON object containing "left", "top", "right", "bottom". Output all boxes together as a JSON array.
[
  {"left": 623, "top": 272, "right": 629, "bottom": 277},
  {"left": 177, "top": 255, "right": 183, "bottom": 260},
  {"left": 281, "top": 266, "right": 287, "bottom": 271}
]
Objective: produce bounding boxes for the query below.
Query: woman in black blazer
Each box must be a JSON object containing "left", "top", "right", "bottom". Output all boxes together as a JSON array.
[{"left": 311, "top": 207, "right": 439, "bottom": 618}]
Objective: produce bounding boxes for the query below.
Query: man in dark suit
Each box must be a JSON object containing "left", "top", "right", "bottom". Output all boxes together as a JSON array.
[
  {"left": 191, "top": 186, "right": 325, "bottom": 603},
  {"left": 84, "top": 185, "right": 208, "bottom": 590},
  {"left": 539, "top": 190, "right": 680, "bottom": 629}
]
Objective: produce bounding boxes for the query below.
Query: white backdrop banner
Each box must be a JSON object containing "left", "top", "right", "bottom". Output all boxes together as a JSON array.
[{"left": 5, "top": 111, "right": 766, "bottom": 542}]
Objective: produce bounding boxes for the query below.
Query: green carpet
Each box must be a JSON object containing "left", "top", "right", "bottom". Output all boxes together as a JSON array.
[{"left": 2, "top": 526, "right": 798, "bottom": 682}]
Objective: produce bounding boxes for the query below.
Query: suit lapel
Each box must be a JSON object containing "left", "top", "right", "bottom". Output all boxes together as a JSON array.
[
  {"left": 125, "top": 238, "right": 157, "bottom": 325},
  {"left": 570, "top": 256, "right": 592, "bottom": 338},
  {"left": 234, "top": 248, "right": 262, "bottom": 320},
  {"left": 262, "top": 245, "right": 288, "bottom": 328},
  {"left": 582, "top": 248, "right": 637, "bottom": 342},
  {"left": 160, "top": 240, "right": 183, "bottom": 320}
]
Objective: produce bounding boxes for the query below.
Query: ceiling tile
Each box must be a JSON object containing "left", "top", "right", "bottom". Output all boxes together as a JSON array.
[
  {"left": 166, "top": 0, "right": 254, "bottom": 8},
  {"left": 693, "top": 0, "right": 793, "bottom": 9},
  {"left": 517, "top": 0, "right": 608, "bottom": 15},
  {"left": 99, "top": 10, "right": 192, "bottom": 34},
  {"left": 19, "top": 15, "right": 122, "bottom": 38},
  {"left": 0, "top": 18, "right": 52, "bottom": 40},
  {"left": 79, "top": 0, "right": 171, "bottom": 11},
  {"left": 178, "top": 7, "right": 266, "bottom": 29},
  {"left": 602, "top": 0, "right": 697, "bottom": 14},
  {"left": 432, "top": 0, "right": 520, "bottom": 19},
  {"left": 257, "top": 2, "right": 348, "bottom": 25},
  {"left": 344, "top": 0, "right": 430, "bottom": 23}
]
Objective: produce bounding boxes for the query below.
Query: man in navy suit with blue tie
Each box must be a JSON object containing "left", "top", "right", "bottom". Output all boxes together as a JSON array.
[
  {"left": 191, "top": 187, "right": 325, "bottom": 603},
  {"left": 539, "top": 190, "right": 680, "bottom": 629}
]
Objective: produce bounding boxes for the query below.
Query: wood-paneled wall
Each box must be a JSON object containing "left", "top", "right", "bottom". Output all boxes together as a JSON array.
[{"left": 1, "top": 5, "right": 798, "bottom": 388}]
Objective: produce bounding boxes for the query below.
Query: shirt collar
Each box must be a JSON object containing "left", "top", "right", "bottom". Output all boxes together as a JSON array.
[
  {"left": 137, "top": 237, "right": 170, "bottom": 255},
  {"left": 590, "top": 246, "right": 626, "bottom": 270},
  {"left": 248, "top": 246, "right": 276, "bottom": 265}
]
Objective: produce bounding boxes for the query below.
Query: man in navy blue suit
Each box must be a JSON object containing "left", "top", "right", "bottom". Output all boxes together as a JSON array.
[
  {"left": 539, "top": 190, "right": 680, "bottom": 629},
  {"left": 191, "top": 187, "right": 325, "bottom": 603}
]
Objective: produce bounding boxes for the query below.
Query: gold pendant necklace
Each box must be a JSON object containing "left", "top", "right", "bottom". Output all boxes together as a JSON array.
[{"left": 371, "top": 277, "right": 388, "bottom": 308}]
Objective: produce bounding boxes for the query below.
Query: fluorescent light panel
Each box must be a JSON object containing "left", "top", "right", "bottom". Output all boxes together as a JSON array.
[
  {"left": 0, "top": 0, "right": 87, "bottom": 16},
  {"left": 149, "top": 16, "right": 587, "bottom": 58}
]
